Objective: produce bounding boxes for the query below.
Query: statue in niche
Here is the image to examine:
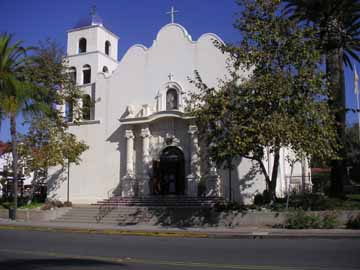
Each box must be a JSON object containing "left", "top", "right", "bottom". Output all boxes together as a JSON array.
[{"left": 166, "top": 88, "right": 178, "bottom": 110}]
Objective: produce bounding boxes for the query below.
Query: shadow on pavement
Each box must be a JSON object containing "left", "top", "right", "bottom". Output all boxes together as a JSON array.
[{"left": 0, "top": 258, "right": 125, "bottom": 270}]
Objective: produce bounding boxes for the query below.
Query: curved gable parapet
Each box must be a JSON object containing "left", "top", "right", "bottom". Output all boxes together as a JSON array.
[
  {"left": 115, "top": 23, "right": 226, "bottom": 80},
  {"left": 155, "top": 23, "right": 193, "bottom": 43},
  {"left": 197, "top": 33, "right": 225, "bottom": 46},
  {"left": 119, "top": 23, "right": 225, "bottom": 63},
  {"left": 122, "top": 44, "right": 148, "bottom": 59},
  {"left": 127, "top": 43, "right": 149, "bottom": 52},
  {"left": 118, "top": 44, "right": 148, "bottom": 68}
]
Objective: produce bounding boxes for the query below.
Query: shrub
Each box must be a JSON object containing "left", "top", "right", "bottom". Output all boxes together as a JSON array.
[
  {"left": 285, "top": 210, "right": 338, "bottom": 229},
  {"left": 321, "top": 212, "right": 338, "bottom": 229},
  {"left": 253, "top": 194, "right": 264, "bottom": 206},
  {"left": 262, "top": 190, "right": 271, "bottom": 204},
  {"left": 346, "top": 214, "right": 360, "bottom": 229},
  {"left": 285, "top": 210, "right": 322, "bottom": 229},
  {"left": 41, "top": 203, "right": 52, "bottom": 210},
  {"left": 286, "top": 193, "right": 335, "bottom": 211},
  {"left": 63, "top": 201, "right": 72, "bottom": 207},
  {"left": 311, "top": 172, "right": 331, "bottom": 194},
  {"left": 214, "top": 201, "right": 246, "bottom": 212},
  {"left": 41, "top": 200, "right": 64, "bottom": 210}
]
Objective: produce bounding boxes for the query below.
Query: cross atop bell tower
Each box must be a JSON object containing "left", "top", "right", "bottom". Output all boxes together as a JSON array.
[
  {"left": 166, "top": 6, "right": 179, "bottom": 23},
  {"left": 90, "top": 5, "right": 96, "bottom": 16}
]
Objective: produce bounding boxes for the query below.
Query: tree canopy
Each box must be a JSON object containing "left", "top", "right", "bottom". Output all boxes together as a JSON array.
[
  {"left": 284, "top": 0, "right": 360, "bottom": 196},
  {"left": 0, "top": 34, "right": 88, "bottom": 213},
  {"left": 188, "top": 0, "right": 338, "bottom": 201}
]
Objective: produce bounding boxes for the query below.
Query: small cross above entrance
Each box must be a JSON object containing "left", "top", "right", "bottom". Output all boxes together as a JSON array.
[
  {"left": 166, "top": 6, "right": 179, "bottom": 23},
  {"left": 168, "top": 73, "right": 174, "bottom": 81}
]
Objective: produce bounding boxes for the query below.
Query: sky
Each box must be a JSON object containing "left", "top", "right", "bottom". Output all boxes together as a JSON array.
[{"left": 0, "top": 0, "right": 359, "bottom": 142}]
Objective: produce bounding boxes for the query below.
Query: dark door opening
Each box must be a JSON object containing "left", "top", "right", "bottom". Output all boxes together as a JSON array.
[{"left": 152, "top": 146, "right": 185, "bottom": 195}]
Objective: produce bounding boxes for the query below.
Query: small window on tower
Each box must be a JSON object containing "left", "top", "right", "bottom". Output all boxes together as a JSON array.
[
  {"left": 79, "top": 38, "right": 87, "bottom": 53},
  {"left": 69, "top": 67, "right": 76, "bottom": 83},
  {"left": 102, "top": 66, "right": 109, "bottom": 73},
  {"left": 82, "top": 65, "right": 91, "bottom": 84},
  {"left": 105, "top": 40, "right": 111, "bottom": 56}
]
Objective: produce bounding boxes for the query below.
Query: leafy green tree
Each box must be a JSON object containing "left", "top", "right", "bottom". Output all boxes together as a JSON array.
[
  {"left": 23, "top": 39, "right": 83, "bottom": 126},
  {"left": 284, "top": 0, "right": 360, "bottom": 196},
  {"left": 0, "top": 36, "right": 85, "bottom": 217},
  {"left": 19, "top": 116, "right": 88, "bottom": 203},
  {"left": 189, "top": 0, "right": 338, "bottom": 202},
  {"left": 345, "top": 123, "right": 360, "bottom": 166},
  {"left": 18, "top": 39, "right": 88, "bottom": 203}
]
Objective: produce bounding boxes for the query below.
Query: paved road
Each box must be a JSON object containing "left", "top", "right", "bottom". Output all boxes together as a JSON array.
[{"left": 0, "top": 229, "right": 359, "bottom": 270}]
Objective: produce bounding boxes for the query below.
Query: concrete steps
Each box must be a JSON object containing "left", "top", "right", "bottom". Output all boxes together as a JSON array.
[
  {"left": 54, "top": 207, "right": 152, "bottom": 224},
  {"left": 94, "top": 196, "right": 224, "bottom": 207},
  {"left": 53, "top": 196, "right": 224, "bottom": 225}
]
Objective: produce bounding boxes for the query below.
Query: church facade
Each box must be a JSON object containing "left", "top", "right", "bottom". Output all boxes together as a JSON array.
[{"left": 47, "top": 13, "right": 311, "bottom": 204}]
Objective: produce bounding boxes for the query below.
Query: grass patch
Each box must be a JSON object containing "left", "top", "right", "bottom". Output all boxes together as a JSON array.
[
  {"left": 346, "top": 194, "right": 360, "bottom": 201},
  {"left": 269, "top": 194, "right": 360, "bottom": 211},
  {"left": 19, "top": 202, "right": 44, "bottom": 209},
  {"left": 0, "top": 200, "right": 44, "bottom": 210},
  {"left": 0, "top": 201, "right": 12, "bottom": 209}
]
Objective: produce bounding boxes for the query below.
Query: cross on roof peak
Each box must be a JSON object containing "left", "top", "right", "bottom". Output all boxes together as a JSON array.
[
  {"left": 166, "top": 6, "right": 179, "bottom": 24},
  {"left": 168, "top": 73, "right": 174, "bottom": 81},
  {"left": 90, "top": 5, "right": 97, "bottom": 16}
]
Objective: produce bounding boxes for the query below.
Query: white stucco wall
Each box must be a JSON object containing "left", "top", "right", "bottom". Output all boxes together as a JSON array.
[{"left": 48, "top": 22, "right": 310, "bottom": 204}]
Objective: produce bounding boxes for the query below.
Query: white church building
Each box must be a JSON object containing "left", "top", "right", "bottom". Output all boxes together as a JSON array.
[{"left": 47, "top": 10, "right": 311, "bottom": 204}]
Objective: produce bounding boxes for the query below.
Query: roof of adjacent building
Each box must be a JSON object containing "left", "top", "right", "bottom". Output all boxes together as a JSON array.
[
  {"left": 311, "top": 167, "right": 331, "bottom": 174},
  {"left": 0, "top": 141, "right": 11, "bottom": 156}
]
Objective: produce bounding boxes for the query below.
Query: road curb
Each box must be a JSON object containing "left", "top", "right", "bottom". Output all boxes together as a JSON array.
[
  {"left": 0, "top": 225, "right": 209, "bottom": 238},
  {"left": 208, "top": 233, "right": 360, "bottom": 239},
  {"left": 1, "top": 224, "right": 360, "bottom": 239}
]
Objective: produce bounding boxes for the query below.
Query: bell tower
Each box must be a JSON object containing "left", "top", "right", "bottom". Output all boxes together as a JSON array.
[{"left": 66, "top": 7, "right": 119, "bottom": 85}]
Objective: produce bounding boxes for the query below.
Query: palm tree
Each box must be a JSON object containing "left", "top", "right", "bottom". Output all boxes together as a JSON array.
[
  {"left": 0, "top": 33, "right": 33, "bottom": 219},
  {"left": 285, "top": 0, "right": 360, "bottom": 197}
]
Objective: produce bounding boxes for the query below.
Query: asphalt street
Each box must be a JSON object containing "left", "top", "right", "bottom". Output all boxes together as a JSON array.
[{"left": 0, "top": 229, "right": 359, "bottom": 270}]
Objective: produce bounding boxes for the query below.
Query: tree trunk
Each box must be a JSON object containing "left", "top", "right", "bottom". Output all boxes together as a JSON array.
[
  {"left": 10, "top": 113, "right": 18, "bottom": 220},
  {"left": 258, "top": 159, "right": 271, "bottom": 188},
  {"left": 269, "top": 147, "right": 280, "bottom": 202},
  {"left": 327, "top": 47, "right": 346, "bottom": 197}
]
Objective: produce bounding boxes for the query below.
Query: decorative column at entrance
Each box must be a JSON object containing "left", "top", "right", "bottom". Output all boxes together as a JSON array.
[
  {"left": 187, "top": 125, "right": 200, "bottom": 196},
  {"left": 139, "top": 126, "right": 151, "bottom": 196},
  {"left": 205, "top": 159, "right": 221, "bottom": 197},
  {"left": 122, "top": 129, "right": 136, "bottom": 197}
]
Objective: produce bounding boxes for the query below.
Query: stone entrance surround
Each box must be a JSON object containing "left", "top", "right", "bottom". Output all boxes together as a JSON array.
[{"left": 121, "top": 123, "right": 220, "bottom": 198}]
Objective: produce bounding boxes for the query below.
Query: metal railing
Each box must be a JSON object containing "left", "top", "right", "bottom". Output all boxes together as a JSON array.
[{"left": 95, "top": 187, "right": 116, "bottom": 223}]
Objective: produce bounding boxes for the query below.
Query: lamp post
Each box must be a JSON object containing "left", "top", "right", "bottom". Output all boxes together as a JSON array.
[{"left": 67, "top": 159, "right": 70, "bottom": 203}]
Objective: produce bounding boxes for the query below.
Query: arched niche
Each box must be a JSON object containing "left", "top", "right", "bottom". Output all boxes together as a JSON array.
[{"left": 156, "top": 81, "right": 184, "bottom": 112}]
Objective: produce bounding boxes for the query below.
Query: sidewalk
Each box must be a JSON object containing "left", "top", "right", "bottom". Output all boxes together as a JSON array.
[{"left": 1, "top": 218, "right": 360, "bottom": 239}]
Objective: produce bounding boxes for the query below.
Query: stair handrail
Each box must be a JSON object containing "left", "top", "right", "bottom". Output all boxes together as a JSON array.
[{"left": 95, "top": 187, "right": 117, "bottom": 223}]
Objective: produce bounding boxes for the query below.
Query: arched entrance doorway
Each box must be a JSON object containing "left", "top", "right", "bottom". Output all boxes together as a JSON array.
[{"left": 153, "top": 146, "right": 185, "bottom": 195}]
